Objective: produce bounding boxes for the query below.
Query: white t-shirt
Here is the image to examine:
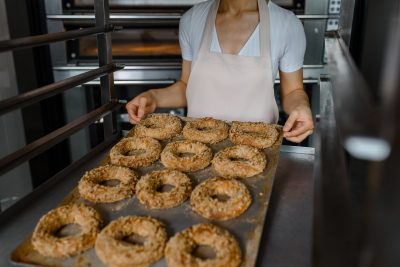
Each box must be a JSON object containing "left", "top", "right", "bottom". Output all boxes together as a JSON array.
[{"left": 179, "top": 0, "right": 306, "bottom": 79}]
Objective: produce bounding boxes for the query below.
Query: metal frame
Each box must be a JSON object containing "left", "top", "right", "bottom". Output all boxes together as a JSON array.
[
  {"left": 325, "top": 34, "right": 390, "bottom": 161},
  {"left": 0, "top": 63, "right": 122, "bottom": 115},
  {"left": 313, "top": 77, "right": 356, "bottom": 267},
  {"left": 0, "top": 0, "right": 122, "bottom": 177},
  {"left": 95, "top": 0, "right": 118, "bottom": 140},
  {"left": 0, "top": 24, "right": 119, "bottom": 52}
]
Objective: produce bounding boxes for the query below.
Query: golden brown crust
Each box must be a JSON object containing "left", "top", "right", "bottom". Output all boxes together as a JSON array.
[
  {"left": 95, "top": 216, "right": 167, "bottom": 267},
  {"left": 229, "top": 121, "right": 279, "bottom": 149},
  {"left": 78, "top": 165, "right": 138, "bottom": 203},
  {"left": 32, "top": 204, "right": 101, "bottom": 258},
  {"left": 161, "top": 140, "right": 212, "bottom": 172},
  {"left": 165, "top": 223, "right": 241, "bottom": 267},
  {"left": 110, "top": 136, "right": 161, "bottom": 168},
  {"left": 136, "top": 169, "right": 192, "bottom": 209},
  {"left": 134, "top": 113, "right": 182, "bottom": 140},
  {"left": 190, "top": 177, "right": 251, "bottom": 220},
  {"left": 212, "top": 145, "right": 267, "bottom": 178},
  {"left": 183, "top": 117, "right": 229, "bottom": 144}
]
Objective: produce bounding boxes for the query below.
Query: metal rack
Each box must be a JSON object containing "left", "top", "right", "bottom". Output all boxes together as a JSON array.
[{"left": 0, "top": 0, "right": 122, "bottom": 177}]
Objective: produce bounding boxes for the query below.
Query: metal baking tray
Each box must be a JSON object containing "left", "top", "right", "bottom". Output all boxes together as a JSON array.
[{"left": 11, "top": 121, "right": 283, "bottom": 267}]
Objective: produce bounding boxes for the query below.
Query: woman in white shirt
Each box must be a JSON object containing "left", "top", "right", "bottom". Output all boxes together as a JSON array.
[{"left": 126, "top": 0, "right": 314, "bottom": 143}]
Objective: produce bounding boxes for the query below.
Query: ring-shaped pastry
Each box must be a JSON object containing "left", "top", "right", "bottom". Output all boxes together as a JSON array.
[
  {"left": 190, "top": 177, "right": 251, "bottom": 220},
  {"left": 134, "top": 113, "right": 182, "bottom": 140},
  {"left": 78, "top": 165, "right": 138, "bottom": 203},
  {"left": 212, "top": 145, "right": 266, "bottom": 178},
  {"left": 95, "top": 216, "right": 167, "bottom": 267},
  {"left": 110, "top": 136, "right": 161, "bottom": 168},
  {"left": 183, "top": 117, "right": 229, "bottom": 144},
  {"left": 165, "top": 223, "right": 242, "bottom": 267},
  {"left": 32, "top": 204, "right": 101, "bottom": 258},
  {"left": 229, "top": 121, "right": 279, "bottom": 149},
  {"left": 161, "top": 140, "right": 212, "bottom": 172},
  {"left": 136, "top": 169, "right": 192, "bottom": 209}
]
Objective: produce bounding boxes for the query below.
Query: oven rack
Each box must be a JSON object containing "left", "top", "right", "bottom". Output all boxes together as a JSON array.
[{"left": 0, "top": 0, "right": 122, "bottom": 177}]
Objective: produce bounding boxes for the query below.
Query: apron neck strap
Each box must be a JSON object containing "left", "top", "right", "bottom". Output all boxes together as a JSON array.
[{"left": 199, "top": 0, "right": 271, "bottom": 58}]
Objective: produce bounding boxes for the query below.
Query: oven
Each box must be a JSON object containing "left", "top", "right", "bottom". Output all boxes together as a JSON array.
[{"left": 44, "top": 0, "right": 338, "bottom": 159}]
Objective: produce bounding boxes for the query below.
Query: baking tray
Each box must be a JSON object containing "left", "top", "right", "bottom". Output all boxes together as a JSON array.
[{"left": 11, "top": 120, "right": 283, "bottom": 267}]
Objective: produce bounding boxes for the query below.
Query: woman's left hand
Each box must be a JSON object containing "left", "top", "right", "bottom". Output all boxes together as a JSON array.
[{"left": 283, "top": 105, "right": 314, "bottom": 143}]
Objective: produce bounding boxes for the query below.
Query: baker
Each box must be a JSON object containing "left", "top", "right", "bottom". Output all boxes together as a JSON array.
[{"left": 126, "top": 0, "right": 314, "bottom": 143}]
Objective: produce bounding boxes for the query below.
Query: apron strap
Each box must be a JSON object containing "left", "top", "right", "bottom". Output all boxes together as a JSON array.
[
  {"left": 258, "top": 0, "right": 270, "bottom": 58},
  {"left": 198, "top": 0, "right": 220, "bottom": 54}
]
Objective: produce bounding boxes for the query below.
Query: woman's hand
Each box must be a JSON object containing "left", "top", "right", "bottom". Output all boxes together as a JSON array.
[
  {"left": 125, "top": 90, "right": 157, "bottom": 124},
  {"left": 283, "top": 104, "right": 314, "bottom": 143}
]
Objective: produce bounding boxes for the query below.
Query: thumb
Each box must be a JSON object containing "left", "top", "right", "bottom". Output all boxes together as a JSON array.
[
  {"left": 137, "top": 97, "right": 148, "bottom": 118},
  {"left": 283, "top": 112, "right": 298, "bottom": 132}
]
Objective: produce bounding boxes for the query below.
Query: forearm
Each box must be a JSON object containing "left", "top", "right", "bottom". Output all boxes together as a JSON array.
[
  {"left": 149, "top": 80, "right": 187, "bottom": 108},
  {"left": 282, "top": 88, "right": 310, "bottom": 115}
]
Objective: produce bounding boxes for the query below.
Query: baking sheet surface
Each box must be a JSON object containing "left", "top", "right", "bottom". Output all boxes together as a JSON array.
[{"left": 11, "top": 121, "right": 283, "bottom": 267}]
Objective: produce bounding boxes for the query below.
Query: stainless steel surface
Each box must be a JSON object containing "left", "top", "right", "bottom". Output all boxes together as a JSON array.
[
  {"left": 0, "top": 147, "right": 314, "bottom": 267},
  {"left": 303, "top": 0, "right": 331, "bottom": 65},
  {"left": 338, "top": 0, "right": 356, "bottom": 46},
  {"left": 313, "top": 77, "right": 356, "bottom": 267},
  {"left": 53, "top": 64, "right": 325, "bottom": 81},
  {"left": 305, "top": 0, "right": 329, "bottom": 14},
  {"left": 0, "top": 102, "right": 120, "bottom": 176},
  {"left": 257, "top": 151, "right": 314, "bottom": 267},
  {"left": 325, "top": 36, "right": 390, "bottom": 161},
  {"left": 46, "top": 14, "right": 339, "bottom": 21},
  {"left": 303, "top": 20, "right": 327, "bottom": 65},
  {"left": 0, "top": 63, "right": 123, "bottom": 115},
  {"left": 74, "top": 0, "right": 207, "bottom": 6},
  {"left": 85, "top": 79, "right": 176, "bottom": 85},
  {"left": 280, "top": 145, "right": 315, "bottom": 155},
  {"left": 53, "top": 63, "right": 182, "bottom": 70},
  {"left": 298, "top": 15, "right": 339, "bottom": 19},
  {"left": 47, "top": 14, "right": 182, "bottom": 20},
  {"left": 0, "top": 24, "right": 116, "bottom": 53}
]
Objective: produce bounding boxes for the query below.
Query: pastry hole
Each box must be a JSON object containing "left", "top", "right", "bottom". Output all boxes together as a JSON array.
[
  {"left": 178, "top": 152, "right": 196, "bottom": 158},
  {"left": 144, "top": 123, "right": 158, "bottom": 129},
  {"left": 54, "top": 223, "right": 82, "bottom": 238},
  {"left": 228, "top": 157, "right": 247, "bottom": 163},
  {"left": 100, "top": 179, "right": 121, "bottom": 187},
  {"left": 192, "top": 245, "right": 217, "bottom": 260},
  {"left": 211, "top": 194, "right": 230, "bottom": 202},
  {"left": 122, "top": 234, "right": 146, "bottom": 246},
  {"left": 126, "top": 149, "right": 147, "bottom": 156},
  {"left": 242, "top": 131, "right": 263, "bottom": 136},
  {"left": 156, "top": 184, "right": 175, "bottom": 192},
  {"left": 196, "top": 126, "right": 212, "bottom": 131}
]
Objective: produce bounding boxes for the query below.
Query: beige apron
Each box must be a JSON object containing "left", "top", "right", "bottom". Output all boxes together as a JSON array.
[{"left": 186, "top": 0, "right": 279, "bottom": 123}]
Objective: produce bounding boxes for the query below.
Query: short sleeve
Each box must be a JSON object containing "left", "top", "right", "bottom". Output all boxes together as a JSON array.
[
  {"left": 279, "top": 14, "right": 306, "bottom": 73},
  {"left": 179, "top": 9, "right": 193, "bottom": 61}
]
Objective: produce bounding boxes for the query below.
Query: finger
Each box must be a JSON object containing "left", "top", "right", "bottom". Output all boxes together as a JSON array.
[
  {"left": 283, "top": 111, "right": 298, "bottom": 132},
  {"left": 126, "top": 102, "right": 140, "bottom": 124},
  {"left": 137, "top": 97, "right": 148, "bottom": 118},
  {"left": 285, "top": 130, "right": 313, "bottom": 143},
  {"left": 284, "top": 121, "right": 314, "bottom": 138}
]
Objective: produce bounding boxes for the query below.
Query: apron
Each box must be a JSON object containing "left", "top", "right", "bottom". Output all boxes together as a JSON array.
[{"left": 186, "top": 0, "right": 279, "bottom": 123}]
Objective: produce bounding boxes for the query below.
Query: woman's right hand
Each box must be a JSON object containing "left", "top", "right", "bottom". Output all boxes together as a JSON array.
[{"left": 125, "top": 90, "right": 157, "bottom": 124}]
